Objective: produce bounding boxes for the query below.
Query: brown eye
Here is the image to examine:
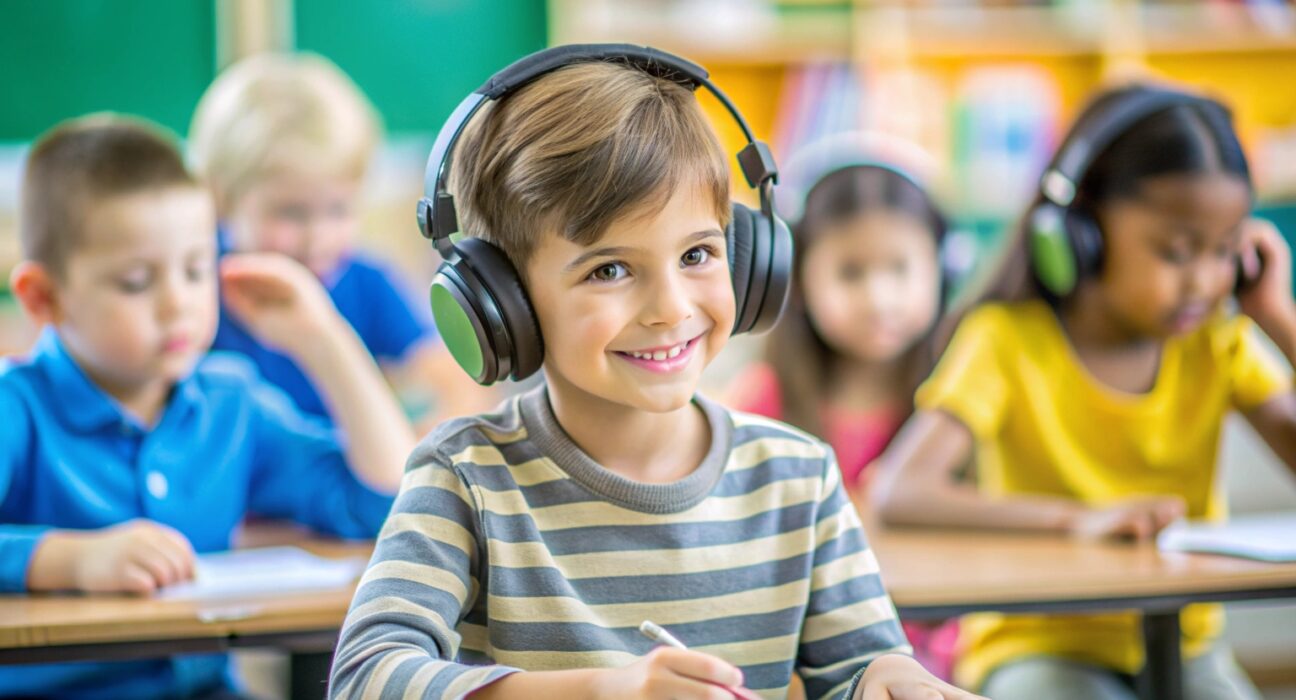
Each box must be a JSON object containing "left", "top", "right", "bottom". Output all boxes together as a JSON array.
[
  {"left": 682, "top": 247, "right": 709, "bottom": 266},
  {"left": 589, "top": 262, "right": 626, "bottom": 282}
]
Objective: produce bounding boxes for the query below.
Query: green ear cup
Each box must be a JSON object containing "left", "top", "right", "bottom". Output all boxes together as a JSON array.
[
  {"left": 430, "top": 282, "right": 486, "bottom": 382},
  {"left": 1029, "top": 205, "right": 1078, "bottom": 297}
]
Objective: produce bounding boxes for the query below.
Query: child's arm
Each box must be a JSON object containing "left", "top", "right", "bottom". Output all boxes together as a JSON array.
[
  {"left": 383, "top": 342, "right": 500, "bottom": 429},
  {"left": 337, "top": 259, "right": 498, "bottom": 429},
  {"left": 1235, "top": 219, "right": 1296, "bottom": 476},
  {"left": 328, "top": 455, "right": 519, "bottom": 698},
  {"left": 220, "top": 253, "right": 413, "bottom": 492},
  {"left": 25, "top": 520, "right": 195, "bottom": 594},
  {"left": 469, "top": 649, "right": 746, "bottom": 700},
  {"left": 797, "top": 454, "right": 983, "bottom": 700},
  {"left": 872, "top": 411, "right": 1185, "bottom": 538},
  {"left": 0, "top": 383, "right": 196, "bottom": 595}
]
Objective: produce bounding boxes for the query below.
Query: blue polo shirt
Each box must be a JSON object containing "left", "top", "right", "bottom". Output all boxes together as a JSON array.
[
  {"left": 212, "top": 245, "right": 437, "bottom": 423},
  {"left": 0, "top": 329, "right": 395, "bottom": 699}
]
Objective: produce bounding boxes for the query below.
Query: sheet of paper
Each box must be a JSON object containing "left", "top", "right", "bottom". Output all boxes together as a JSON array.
[
  {"left": 157, "top": 546, "right": 366, "bottom": 600},
  {"left": 1157, "top": 511, "right": 1296, "bottom": 562}
]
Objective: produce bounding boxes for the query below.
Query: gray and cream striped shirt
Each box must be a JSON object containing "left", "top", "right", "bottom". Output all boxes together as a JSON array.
[{"left": 329, "top": 386, "right": 909, "bottom": 699}]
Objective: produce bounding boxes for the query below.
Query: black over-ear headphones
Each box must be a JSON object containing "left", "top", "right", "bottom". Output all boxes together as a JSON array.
[
  {"left": 417, "top": 44, "right": 793, "bottom": 385},
  {"left": 1028, "top": 87, "right": 1234, "bottom": 297}
]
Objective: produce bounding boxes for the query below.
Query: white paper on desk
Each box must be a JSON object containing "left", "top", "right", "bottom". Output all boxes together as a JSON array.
[
  {"left": 157, "top": 546, "right": 366, "bottom": 600},
  {"left": 1157, "top": 512, "right": 1296, "bottom": 562}
]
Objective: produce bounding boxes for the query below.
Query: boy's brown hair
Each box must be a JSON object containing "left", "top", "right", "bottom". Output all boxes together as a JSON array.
[
  {"left": 449, "top": 61, "right": 732, "bottom": 273},
  {"left": 20, "top": 114, "right": 197, "bottom": 277}
]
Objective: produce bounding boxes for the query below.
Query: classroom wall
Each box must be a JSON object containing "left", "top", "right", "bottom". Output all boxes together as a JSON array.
[{"left": 0, "top": 0, "right": 548, "bottom": 352}]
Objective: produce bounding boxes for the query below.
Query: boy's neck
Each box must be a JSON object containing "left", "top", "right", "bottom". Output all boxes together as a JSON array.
[
  {"left": 61, "top": 342, "right": 173, "bottom": 428},
  {"left": 111, "top": 382, "right": 172, "bottom": 428},
  {"left": 544, "top": 374, "right": 711, "bottom": 485}
]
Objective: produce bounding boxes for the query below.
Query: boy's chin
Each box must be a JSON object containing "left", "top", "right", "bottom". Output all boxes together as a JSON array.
[{"left": 609, "top": 381, "right": 701, "bottom": 414}]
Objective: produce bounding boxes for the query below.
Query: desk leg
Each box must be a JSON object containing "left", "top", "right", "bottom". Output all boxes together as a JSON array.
[
  {"left": 1138, "top": 611, "right": 1183, "bottom": 700},
  {"left": 289, "top": 650, "right": 333, "bottom": 700}
]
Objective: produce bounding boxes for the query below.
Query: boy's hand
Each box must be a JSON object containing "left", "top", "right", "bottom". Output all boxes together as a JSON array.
[
  {"left": 30, "top": 520, "right": 196, "bottom": 594},
  {"left": 1237, "top": 218, "right": 1296, "bottom": 336},
  {"left": 855, "top": 654, "right": 986, "bottom": 700},
  {"left": 1068, "top": 495, "right": 1186, "bottom": 541},
  {"left": 220, "top": 253, "right": 344, "bottom": 358},
  {"left": 592, "top": 647, "right": 750, "bottom": 700}
]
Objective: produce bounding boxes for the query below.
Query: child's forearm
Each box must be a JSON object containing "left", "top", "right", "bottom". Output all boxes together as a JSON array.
[
  {"left": 875, "top": 479, "right": 1083, "bottom": 533},
  {"left": 294, "top": 317, "right": 416, "bottom": 493},
  {"left": 469, "top": 669, "right": 602, "bottom": 700},
  {"left": 25, "top": 530, "right": 83, "bottom": 591},
  {"left": 1261, "top": 313, "right": 1296, "bottom": 368}
]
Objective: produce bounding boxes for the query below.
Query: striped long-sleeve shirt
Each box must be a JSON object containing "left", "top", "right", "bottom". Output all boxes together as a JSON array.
[{"left": 329, "top": 386, "right": 910, "bottom": 699}]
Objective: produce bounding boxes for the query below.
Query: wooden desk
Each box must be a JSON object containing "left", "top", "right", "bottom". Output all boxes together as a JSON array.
[
  {"left": 0, "top": 525, "right": 371, "bottom": 700},
  {"left": 6, "top": 520, "right": 1294, "bottom": 700},
  {"left": 862, "top": 512, "right": 1296, "bottom": 700}
]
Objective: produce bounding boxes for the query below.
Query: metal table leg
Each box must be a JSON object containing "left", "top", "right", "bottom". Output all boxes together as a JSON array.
[
  {"left": 289, "top": 650, "right": 333, "bottom": 700},
  {"left": 1137, "top": 611, "right": 1183, "bottom": 700}
]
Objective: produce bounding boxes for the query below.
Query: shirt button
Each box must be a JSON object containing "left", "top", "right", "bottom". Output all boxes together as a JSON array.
[{"left": 147, "top": 471, "right": 168, "bottom": 500}]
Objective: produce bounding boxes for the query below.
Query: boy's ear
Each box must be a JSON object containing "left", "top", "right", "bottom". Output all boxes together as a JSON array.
[{"left": 10, "top": 261, "right": 62, "bottom": 325}]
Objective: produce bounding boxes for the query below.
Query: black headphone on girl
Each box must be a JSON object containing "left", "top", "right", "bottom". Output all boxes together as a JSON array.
[
  {"left": 1027, "top": 87, "right": 1238, "bottom": 297},
  {"left": 416, "top": 44, "right": 793, "bottom": 385}
]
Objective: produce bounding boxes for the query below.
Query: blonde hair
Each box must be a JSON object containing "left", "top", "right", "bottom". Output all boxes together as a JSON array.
[
  {"left": 449, "top": 60, "right": 731, "bottom": 271},
  {"left": 188, "top": 52, "right": 380, "bottom": 208}
]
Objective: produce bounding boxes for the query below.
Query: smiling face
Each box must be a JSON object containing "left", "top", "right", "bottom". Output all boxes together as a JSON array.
[
  {"left": 1086, "top": 171, "right": 1251, "bottom": 339},
  {"left": 524, "top": 183, "right": 735, "bottom": 415}
]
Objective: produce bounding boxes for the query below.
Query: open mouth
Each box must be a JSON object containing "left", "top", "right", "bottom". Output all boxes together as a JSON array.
[{"left": 613, "top": 334, "right": 702, "bottom": 374}]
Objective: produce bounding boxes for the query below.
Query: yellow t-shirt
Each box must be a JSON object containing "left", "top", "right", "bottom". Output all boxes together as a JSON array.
[{"left": 915, "top": 300, "right": 1290, "bottom": 690}]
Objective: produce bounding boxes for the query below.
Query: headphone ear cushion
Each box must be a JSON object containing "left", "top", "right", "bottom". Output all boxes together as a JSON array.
[
  {"left": 430, "top": 266, "right": 498, "bottom": 385},
  {"left": 727, "top": 203, "right": 756, "bottom": 331},
  {"left": 757, "top": 211, "right": 793, "bottom": 333},
  {"left": 1065, "top": 207, "right": 1104, "bottom": 279},
  {"left": 455, "top": 237, "right": 544, "bottom": 381},
  {"left": 1029, "top": 202, "right": 1080, "bottom": 297}
]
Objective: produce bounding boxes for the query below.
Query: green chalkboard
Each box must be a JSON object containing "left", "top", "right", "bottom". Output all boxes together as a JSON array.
[
  {"left": 0, "top": 1, "right": 548, "bottom": 142},
  {"left": 294, "top": 0, "right": 548, "bottom": 134},
  {"left": 0, "top": 0, "right": 216, "bottom": 141}
]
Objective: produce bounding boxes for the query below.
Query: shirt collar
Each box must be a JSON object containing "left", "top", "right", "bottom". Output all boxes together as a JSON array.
[{"left": 32, "top": 327, "right": 202, "bottom": 433}]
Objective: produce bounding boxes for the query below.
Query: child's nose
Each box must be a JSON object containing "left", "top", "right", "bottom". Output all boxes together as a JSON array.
[{"left": 643, "top": 272, "right": 693, "bottom": 328}]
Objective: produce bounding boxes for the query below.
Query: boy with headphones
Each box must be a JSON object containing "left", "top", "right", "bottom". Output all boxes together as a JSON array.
[{"left": 329, "top": 45, "right": 982, "bottom": 700}]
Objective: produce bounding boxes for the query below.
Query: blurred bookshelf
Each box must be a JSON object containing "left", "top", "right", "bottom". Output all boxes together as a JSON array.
[{"left": 551, "top": 0, "right": 1296, "bottom": 277}]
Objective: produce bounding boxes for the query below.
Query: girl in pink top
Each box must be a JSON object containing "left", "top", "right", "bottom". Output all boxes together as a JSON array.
[{"left": 730, "top": 147, "right": 958, "bottom": 679}]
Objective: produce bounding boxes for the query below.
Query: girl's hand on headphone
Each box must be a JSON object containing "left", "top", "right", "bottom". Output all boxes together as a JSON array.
[{"left": 1237, "top": 218, "right": 1296, "bottom": 342}]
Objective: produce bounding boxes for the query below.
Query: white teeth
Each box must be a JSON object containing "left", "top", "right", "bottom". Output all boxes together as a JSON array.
[{"left": 625, "top": 341, "right": 688, "bottom": 361}]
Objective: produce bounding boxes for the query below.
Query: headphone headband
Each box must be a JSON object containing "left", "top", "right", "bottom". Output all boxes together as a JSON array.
[
  {"left": 1040, "top": 89, "right": 1217, "bottom": 207},
  {"left": 477, "top": 44, "right": 707, "bottom": 98},
  {"left": 419, "top": 44, "right": 778, "bottom": 245},
  {"left": 1029, "top": 86, "right": 1237, "bottom": 299}
]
